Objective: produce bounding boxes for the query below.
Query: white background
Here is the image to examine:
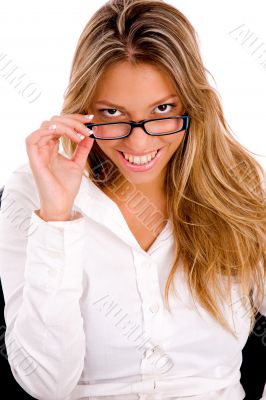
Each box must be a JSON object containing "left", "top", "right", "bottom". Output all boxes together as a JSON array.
[{"left": 0, "top": 0, "right": 265, "bottom": 186}]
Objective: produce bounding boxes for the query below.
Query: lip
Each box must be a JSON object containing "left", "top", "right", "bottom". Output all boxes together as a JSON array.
[
  {"left": 118, "top": 149, "right": 161, "bottom": 156},
  {"left": 116, "top": 147, "right": 164, "bottom": 172}
]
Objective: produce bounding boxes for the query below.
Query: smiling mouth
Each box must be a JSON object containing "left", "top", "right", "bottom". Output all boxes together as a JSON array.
[{"left": 118, "top": 149, "right": 160, "bottom": 164}]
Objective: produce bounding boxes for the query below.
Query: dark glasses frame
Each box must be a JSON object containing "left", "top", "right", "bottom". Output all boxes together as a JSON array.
[{"left": 84, "top": 112, "right": 190, "bottom": 140}]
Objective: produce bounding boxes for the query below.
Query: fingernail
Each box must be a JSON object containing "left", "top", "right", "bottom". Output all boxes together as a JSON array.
[
  {"left": 84, "top": 114, "right": 94, "bottom": 120},
  {"left": 48, "top": 123, "right": 57, "bottom": 130},
  {"left": 77, "top": 133, "right": 85, "bottom": 140}
]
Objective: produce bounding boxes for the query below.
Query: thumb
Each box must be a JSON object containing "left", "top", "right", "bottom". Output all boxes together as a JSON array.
[{"left": 72, "top": 136, "right": 95, "bottom": 170}]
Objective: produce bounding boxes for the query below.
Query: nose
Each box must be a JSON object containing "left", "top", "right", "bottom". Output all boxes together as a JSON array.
[{"left": 126, "top": 125, "right": 154, "bottom": 150}]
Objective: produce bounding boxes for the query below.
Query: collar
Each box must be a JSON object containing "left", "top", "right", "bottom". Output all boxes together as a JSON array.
[{"left": 74, "top": 173, "right": 173, "bottom": 254}]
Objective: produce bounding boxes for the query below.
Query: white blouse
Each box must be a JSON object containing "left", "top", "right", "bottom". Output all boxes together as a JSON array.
[{"left": 0, "top": 162, "right": 265, "bottom": 400}]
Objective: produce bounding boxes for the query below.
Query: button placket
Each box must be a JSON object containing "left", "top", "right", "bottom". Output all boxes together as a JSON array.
[
  {"left": 47, "top": 267, "right": 58, "bottom": 277},
  {"left": 46, "top": 265, "right": 63, "bottom": 290},
  {"left": 138, "top": 258, "right": 163, "bottom": 318},
  {"left": 48, "top": 249, "right": 64, "bottom": 259},
  {"left": 141, "top": 260, "right": 152, "bottom": 269},
  {"left": 145, "top": 272, "right": 163, "bottom": 316},
  {"left": 142, "top": 344, "right": 169, "bottom": 376},
  {"left": 133, "top": 252, "right": 165, "bottom": 376},
  {"left": 149, "top": 303, "right": 160, "bottom": 313}
]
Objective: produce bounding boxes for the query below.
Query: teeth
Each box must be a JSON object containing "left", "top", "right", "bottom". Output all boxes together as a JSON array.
[{"left": 122, "top": 150, "right": 158, "bottom": 165}]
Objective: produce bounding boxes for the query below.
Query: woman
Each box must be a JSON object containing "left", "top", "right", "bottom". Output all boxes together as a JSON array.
[{"left": 0, "top": 0, "right": 265, "bottom": 399}]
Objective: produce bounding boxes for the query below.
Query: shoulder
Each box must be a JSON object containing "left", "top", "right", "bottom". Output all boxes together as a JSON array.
[{"left": 1, "top": 161, "right": 40, "bottom": 210}]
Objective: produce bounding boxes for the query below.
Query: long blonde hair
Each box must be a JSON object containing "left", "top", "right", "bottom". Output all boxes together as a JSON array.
[{"left": 60, "top": 0, "right": 266, "bottom": 336}]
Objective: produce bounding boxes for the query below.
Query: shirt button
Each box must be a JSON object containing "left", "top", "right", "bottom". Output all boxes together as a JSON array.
[
  {"left": 149, "top": 303, "right": 160, "bottom": 313},
  {"left": 49, "top": 250, "right": 63, "bottom": 259},
  {"left": 145, "top": 346, "right": 158, "bottom": 358}
]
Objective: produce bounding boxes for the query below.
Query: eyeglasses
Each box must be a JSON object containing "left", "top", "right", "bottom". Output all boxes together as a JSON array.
[{"left": 84, "top": 112, "right": 190, "bottom": 140}]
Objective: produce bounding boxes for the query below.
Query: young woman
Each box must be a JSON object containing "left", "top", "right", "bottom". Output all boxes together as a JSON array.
[{"left": 0, "top": 0, "right": 265, "bottom": 399}]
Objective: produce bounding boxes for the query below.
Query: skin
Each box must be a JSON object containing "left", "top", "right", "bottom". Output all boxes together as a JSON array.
[{"left": 88, "top": 61, "right": 187, "bottom": 217}]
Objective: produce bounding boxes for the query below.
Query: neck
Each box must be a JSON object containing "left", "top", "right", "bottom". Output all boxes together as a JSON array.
[{"left": 104, "top": 174, "right": 168, "bottom": 219}]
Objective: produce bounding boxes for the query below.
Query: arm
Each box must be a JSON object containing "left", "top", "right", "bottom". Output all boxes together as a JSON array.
[
  {"left": 259, "top": 279, "right": 266, "bottom": 316},
  {"left": 256, "top": 265, "right": 266, "bottom": 399},
  {"left": 0, "top": 164, "right": 87, "bottom": 400}
]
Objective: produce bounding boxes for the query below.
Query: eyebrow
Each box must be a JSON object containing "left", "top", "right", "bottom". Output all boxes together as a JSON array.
[{"left": 94, "top": 94, "right": 179, "bottom": 110}]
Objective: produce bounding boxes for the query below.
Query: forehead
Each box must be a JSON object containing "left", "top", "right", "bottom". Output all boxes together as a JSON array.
[{"left": 92, "top": 61, "right": 177, "bottom": 101}]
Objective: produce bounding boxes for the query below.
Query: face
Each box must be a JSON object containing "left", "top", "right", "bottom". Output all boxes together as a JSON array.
[{"left": 88, "top": 61, "right": 187, "bottom": 189}]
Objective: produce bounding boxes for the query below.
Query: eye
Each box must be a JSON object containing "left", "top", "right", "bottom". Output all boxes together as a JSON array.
[
  {"left": 154, "top": 103, "right": 176, "bottom": 114},
  {"left": 98, "top": 108, "right": 122, "bottom": 118},
  {"left": 98, "top": 103, "right": 177, "bottom": 118}
]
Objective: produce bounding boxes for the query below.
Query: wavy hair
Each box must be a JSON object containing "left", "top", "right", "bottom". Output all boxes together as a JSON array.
[{"left": 60, "top": 0, "right": 266, "bottom": 336}]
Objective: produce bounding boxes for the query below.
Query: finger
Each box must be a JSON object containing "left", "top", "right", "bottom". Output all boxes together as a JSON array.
[
  {"left": 40, "top": 120, "right": 52, "bottom": 128},
  {"left": 71, "top": 136, "right": 95, "bottom": 170},
  {"left": 58, "top": 113, "right": 95, "bottom": 129},
  {"left": 26, "top": 124, "right": 83, "bottom": 147},
  {"left": 51, "top": 115, "right": 93, "bottom": 137},
  {"left": 59, "top": 112, "right": 94, "bottom": 122},
  {"left": 37, "top": 133, "right": 61, "bottom": 148},
  {"left": 26, "top": 129, "right": 60, "bottom": 168},
  {"left": 41, "top": 113, "right": 93, "bottom": 130}
]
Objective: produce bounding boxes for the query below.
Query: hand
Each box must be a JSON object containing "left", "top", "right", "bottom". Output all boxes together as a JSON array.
[{"left": 25, "top": 113, "right": 94, "bottom": 221}]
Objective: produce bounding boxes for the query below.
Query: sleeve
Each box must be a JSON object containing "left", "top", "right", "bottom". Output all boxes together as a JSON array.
[
  {"left": 258, "top": 171, "right": 266, "bottom": 320},
  {"left": 255, "top": 261, "right": 266, "bottom": 398},
  {"left": 256, "top": 263, "right": 266, "bottom": 317},
  {"left": 259, "top": 173, "right": 266, "bottom": 398},
  {"left": 261, "top": 283, "right": 266, "bottom": 398},
  {"left": 0, "top": 164, "right": 87, "bottom": 400},
  {"left": 259, "top": 281, "right": 266, "bottom": 317}
]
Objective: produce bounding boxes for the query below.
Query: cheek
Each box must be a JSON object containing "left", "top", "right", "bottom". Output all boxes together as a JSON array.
[
  {"left": 163, "top": 132, "right": 185, "bottom": 150},
  {"left": 96, "top": 142, "right": 116, "bottom": 157}
]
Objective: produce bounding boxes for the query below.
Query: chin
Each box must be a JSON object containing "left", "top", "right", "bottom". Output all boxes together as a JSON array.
[{"left": 119, "top": 169, "right": 163, "bottom": 185}]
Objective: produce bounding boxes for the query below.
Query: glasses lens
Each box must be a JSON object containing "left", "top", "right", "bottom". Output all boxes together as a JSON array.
[
  {"left": 90, "top": 122, "right": 130, "bottom": 139},
  {"left": 145, "top": 117, "right": 183, "bottom": 135}
]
